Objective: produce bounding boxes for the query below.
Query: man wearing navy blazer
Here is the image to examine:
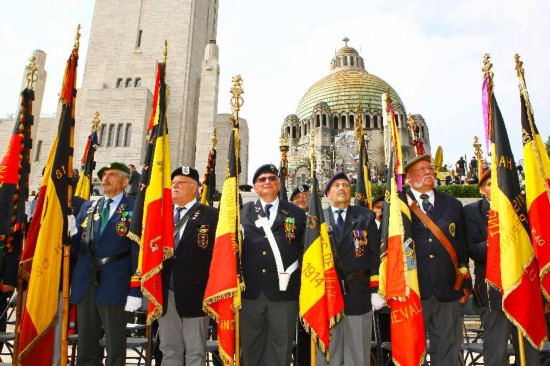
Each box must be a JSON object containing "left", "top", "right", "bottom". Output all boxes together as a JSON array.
[
  {"left": 319, "top": 172, "right": 383, "bottom": 366},
  {"left": 401, "top": 154, "right": 472, "bottom": 366},
  {"left": 158, "top": 166, "right": 218, "bottom": 366},
  {"left": 240, "top": 164, "right": 306, "bottom": 366},
  {"left": 70, "top": 162, "right": 141, "bottom": 366}
]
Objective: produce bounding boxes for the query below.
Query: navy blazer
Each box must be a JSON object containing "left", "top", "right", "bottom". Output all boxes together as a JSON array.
[
  {"left": 402, "top": 190, "right": 470, "bottom": 302},
  {"left": 240, "top": 200, "right": 306, "bottom": 301},
  {"left": 324, "top": 205, "right": 380, "bottom": 316},
  {"left": 161, "top": 203, "right": 218, "bottom": 317},
  {"left": 70, "top": 195, "right": 139, "bottom": 306}
]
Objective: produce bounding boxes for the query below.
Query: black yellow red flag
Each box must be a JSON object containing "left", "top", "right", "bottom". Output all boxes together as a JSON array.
[
  {"left": 299, "top": 173, "right": 344, "bottom": 361},
  {"left": 483, "top": 65, "right": 546, "bottom": 348},
  {"left": 74, "top": 114, "right": 99, "bottom": 200},
  {"left": 200, "top": 147, "right": 217, "bottom": 206},
  {"left": 18, "top": 34, "right": 77, "bottom": 365}
]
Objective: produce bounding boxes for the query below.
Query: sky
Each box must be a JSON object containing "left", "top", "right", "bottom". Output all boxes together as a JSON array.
[{"left": 1, "top": 0, "right": 550, "bottom": 178}]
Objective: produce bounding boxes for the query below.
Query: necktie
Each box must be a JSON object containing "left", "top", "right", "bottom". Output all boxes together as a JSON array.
[
  {"left": 335, "top": 209, "right": 344, "bottom": 237},
  {"left": 99, "top": 198, "right": 113, "bottom": 234},
  {"left": 265, "top": 204, "right": 273, "bottom": 220},
  {"left": 420, "top": 194, "right": 433, "bottom": 215},
  {"left": 174, "top": 206, "right": 185, "bottom": 246}
]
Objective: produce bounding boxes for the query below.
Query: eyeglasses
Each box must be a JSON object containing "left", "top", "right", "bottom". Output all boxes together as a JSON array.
[
  {"left": 413, "top": 165, "right": 436, "bottom": 174},
  {"left": 255, "top": 176, "right": 278, "bottom": 184}
]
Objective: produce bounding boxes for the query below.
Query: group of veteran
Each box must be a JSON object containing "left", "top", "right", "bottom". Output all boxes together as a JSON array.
[{"left": 67, "top": 155, "right": 475, "bottom": 366}]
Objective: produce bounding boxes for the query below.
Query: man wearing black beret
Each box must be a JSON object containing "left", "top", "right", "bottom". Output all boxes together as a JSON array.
[
  {"left": 240, "top": 163, "right": 306, "bottom": 366},
  {"left": 319, "top": 172, "right": 382, "bottom": 365},
  {"left": 157, "top": 166, "right": 219, "bottom": 365},
  {"left": 290, "top": 183, "right": 310, "bottom": 212}
]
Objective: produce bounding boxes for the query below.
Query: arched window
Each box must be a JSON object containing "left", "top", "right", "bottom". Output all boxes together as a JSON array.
[
  {"left": 350, "top": 57, "right": 355, "bottom": 66},
  {"left": 322, "top": 114, "right": 327, "bottom": 127},
  {"left": 349, "top": 115, "right": 355, "bottom": 128},
  {"left": 116, "top": 124, "right": 124, "bottom": 147},
  {"left": 134, "top": 78, "right": 141, "bottom": 87},
  {"left": 343, "top": 57, "right": 348, "bottom": 66},
  {"left": 125, "top": 78, "right": 132, "bottom": 88},
  {"left": 366, "top": 115, "right": 371, "bottom": 129},
  {"left": 116, "top": 78, "right": 123, "bottom": 88},
  {"left": 333, "top": 116, "right": 339, "bottom": 129},
  {"left": 373, "top": 117, "right": 378, "bottom": 130},
  {"left": 342, "top": 115, "right": 347, "bottom": 129},
  {"left": 316, "top": 115, "right": 320, "bottom": 128},
  {"left": 99, "top": 123, "right": 107, "bottom": 146},
  {"left": 34, "top": 140, "right": 42, "bottom": 161},
  {"left": 124, "top": 124, "right": 132, "bottom": 147}
]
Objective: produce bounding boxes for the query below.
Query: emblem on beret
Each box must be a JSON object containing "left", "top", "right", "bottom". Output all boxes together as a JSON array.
[
  {"left": 298, "top": 186, "right": 305, "bottom": 193},
  {"left": 182, "top": 166, "right": 190, "bottom": 175}
]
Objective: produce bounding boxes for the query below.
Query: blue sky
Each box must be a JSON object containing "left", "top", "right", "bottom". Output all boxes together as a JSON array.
[{"left": 1, "top": 0, "right": 549, "bottom": 178}]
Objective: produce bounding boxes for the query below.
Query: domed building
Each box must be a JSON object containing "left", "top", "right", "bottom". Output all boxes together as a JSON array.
[{"left": 282, "top": 38, "right": 431, "bottom": 188}]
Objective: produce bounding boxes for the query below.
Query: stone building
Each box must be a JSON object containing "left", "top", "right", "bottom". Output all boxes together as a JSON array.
[
  {"left": 281, "top": 39, "right": 431, "bottom": 189},
  {"left": 0, "top": 0, "right": 249, "bottom": 192}
]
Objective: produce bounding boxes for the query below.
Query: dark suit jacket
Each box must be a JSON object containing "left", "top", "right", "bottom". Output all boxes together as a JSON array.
[
  {"left": 464, "top": 198, "right": 501, "bottom": 309},
  {"left": 402, "top": 190, "right": 470, "bottom": 302},
  {"left": 70, "top": 195, "right": 139, "bottom": 306},
  {"left": 240, "top": 199, "right": 306, "bottom": 301},
  {"left": 161, "top": 203, "right": 218, "bottom": 317},
  {"left": 324, "top": 205, "right": 380, "bottom": 315}
]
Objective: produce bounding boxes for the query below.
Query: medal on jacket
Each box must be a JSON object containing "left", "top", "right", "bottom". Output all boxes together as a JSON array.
[
  {"left": 116, "top": 221, "right": 128, "bottom": 236},
  {"left": 449, "top": 222, "right": 456, "bottom": 237},
  {"left": 197, "top": 224, "right": 209, "bottom": 249},
  {"left": 284, "top": 217, "right": 296, "bottom": 243},
  {"left": 353, "top": 229, "right": 368, "bottom": 257}
]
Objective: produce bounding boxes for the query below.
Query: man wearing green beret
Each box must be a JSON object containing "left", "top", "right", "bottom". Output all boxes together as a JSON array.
[{"left": 70, "top": 162, "right": 141, "bottom": 366}]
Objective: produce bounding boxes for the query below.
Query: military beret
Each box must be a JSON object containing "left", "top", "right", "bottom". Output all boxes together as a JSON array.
[
  {"left": 372, "top": 194, "right": 385, "bottom": 206},
  {"left": 290, "top": 184, "right": 310, "bottom": 201},
  {"left": 324, "top": 172, "right": 349, "bottom": 196},
  {"left": 478, "top": 169, "right": 491, "bottom": 187},
  {"left": 404, "top": 154, "right": 431, "bottom": 173},
  {"left": 97, "top": 162, "right": 131, "bottom": 179},
  {"left": 253, "top": 164, "right": 278, "bottom": 183},
  {"left": 171, "top": 166, "right": 200, "bottom": 185}
]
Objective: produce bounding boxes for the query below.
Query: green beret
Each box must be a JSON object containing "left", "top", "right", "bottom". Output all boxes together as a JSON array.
[
  {"left": 404, "top": 154, "right": 431, "bottom": 173},
  {"left": 97, "top": 162, "right": 131, "bottom": 179}
]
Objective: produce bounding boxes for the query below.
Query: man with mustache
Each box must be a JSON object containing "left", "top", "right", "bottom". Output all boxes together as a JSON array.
[{"left": 401, "top": 154, "right": 472, "bottom": 366}]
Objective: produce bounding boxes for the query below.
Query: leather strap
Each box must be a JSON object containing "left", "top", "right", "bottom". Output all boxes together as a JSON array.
[
  {"left": 346, "top": 269, "right": 369, "bottom": 282},
  {"left": 406, "top": 195, "right": 459, "bottom": 274}
]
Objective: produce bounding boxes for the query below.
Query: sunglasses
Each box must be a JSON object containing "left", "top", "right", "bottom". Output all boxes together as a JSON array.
[{"left": 256, "top": 176, "right": 278, "bottom": 183}]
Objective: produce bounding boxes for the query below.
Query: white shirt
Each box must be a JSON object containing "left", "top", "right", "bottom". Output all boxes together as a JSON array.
[
  {"left": 174, "top": 198, "right": 197, "bottom": 238},
  {"left": 260, "top": 197, "right": 279, "bottom": 227},
  {"left": 330, "top": 205, "right": 347, "bottom": 223}
]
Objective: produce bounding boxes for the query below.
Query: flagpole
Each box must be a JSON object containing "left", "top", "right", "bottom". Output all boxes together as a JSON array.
[
  {"left": 12, "top": 55, "right": 39, "bottom": 366},
  {"left": 308, "top": 131, "right": 317, "bottom": 366},
  {"left": 473, "top": 136, "right": 484, "bottom": 178}
]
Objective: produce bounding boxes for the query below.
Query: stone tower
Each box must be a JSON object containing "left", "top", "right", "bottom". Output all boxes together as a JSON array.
[{"left": 74, "top": 0, "right": 220, "bottom": 175}]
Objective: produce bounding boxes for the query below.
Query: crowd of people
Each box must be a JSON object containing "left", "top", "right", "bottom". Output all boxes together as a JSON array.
[{"left": 3, "top": 154, "right": 547, "bottom": 366}]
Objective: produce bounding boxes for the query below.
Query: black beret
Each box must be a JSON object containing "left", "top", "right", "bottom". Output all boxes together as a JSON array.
[
  {"left": 372, "top": 194, "right": 385, "bottom": 206},
  {"left": 253, "top": 164, "right": 278, "bottom": 183},
  {"left": 324, "top": 172, "right": 349, "bottom": 196},
  {"left": 290, "top": 184, "right": 310, "bottom": 201},
  {"left": 97, "top": 162, "right": 131, "bottom": 179},
  {"left": 404, "top": 154, "right": 431, "bottom": 173},
  {"left": 171, "top": 166, "right": 200, "bottom": 185},
  {"left": 478, "top": 169, "right": 491, "bottom": 187}
]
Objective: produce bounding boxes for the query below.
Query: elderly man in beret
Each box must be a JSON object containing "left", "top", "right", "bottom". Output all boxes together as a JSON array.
[
  {"left": 401, "top": 154, "right": 472, "bottom": 365},
  {"left": 319, "top": 172, "right": 383, "bottom": 366},
  {"left": 70, "top": 162, "right": 141, "bottom": 366},
  {"left": 465, "top": 169, "right": 540, "bottom": 365},
  {"left": 240, "top": 163, "right": 306, "bottom": 366},
  {"left": 158, "top": 166, "right": 219, "bottom": 366},
  {"left": 290, "top": 183, "right": 311, "bottom": 212}
]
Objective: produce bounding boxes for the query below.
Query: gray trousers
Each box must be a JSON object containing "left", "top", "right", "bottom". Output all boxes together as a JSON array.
[
  {"left": 480, "top": 306, "right": 540, "bottom": 366},
  {"left": 76, "top": 286, "right": 127, "bottom": 366},
  {"left": 316, "top": 311, "right": 373, "bottom": 366},
  {"left": 240, "top": 292, "right": 298, "bottom": 366},
  {"left": 422, "top": 296, "right": 461, "bottom": 366},
  {"left": 157, "top": 290, "right": 209, "bottom": 366}
]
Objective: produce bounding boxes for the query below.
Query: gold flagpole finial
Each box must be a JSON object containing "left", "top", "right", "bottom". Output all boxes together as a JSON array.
[
  {"left": 279, "top": 132, "right": 289, "bottom": 181},
  {"left": 384, "top": 88, "right": 393, "bottom": 106},
  {"left": 25, "top": 56, "right": 38, "bottom": 89},
  {"left": 482, "top": 53, "right": 493, "bottom": 89},
  {"left": 515, "top": 54, "right": 527, "bottom": 91},
  {"left": 74, "top": 24, "right": 81, "bottom": 50},
  {"left": 91, "top": 111, "right": 101, "bottom": 132},
  {"left": 211, "top": 127, "right": 217, "bottom": 149},
  {"left": 163, "top": 39, "right": 168, "bottom": 65},
  {"left": 230, "top": 74, "right": 244, "bottom": 120}
]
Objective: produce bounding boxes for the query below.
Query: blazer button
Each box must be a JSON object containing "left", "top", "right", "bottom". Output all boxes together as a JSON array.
[
  {"left": 428, "top": 238, "right": 433, "bottom": 243},
  {"left": 262, "top": 251, "right": 267, "bottom": 255},
  {"left": 262, "top": 269, "right": 266, "bottom": 273},
  {"left": 429, "top": 254, "right": 435, "bottom": 259}
]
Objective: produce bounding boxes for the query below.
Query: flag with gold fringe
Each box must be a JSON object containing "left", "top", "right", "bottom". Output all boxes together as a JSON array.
[
  {"left": 18, "top": 33, "right": 78, "bottom": 365},
  {"left": 299, "top": 172, "right": 344, "bottom": 361},
  {"left": 354, "top": 109, "right": 372, "bottom": 208},
  {"left": 200, "top": 147, "right": 217, "bottom": 206},
  {"left": 74, "top": 113, "right": 99, "bottom": 200},
  {"left": 516, "top": 55, "right": 550, "bottom": 302},
  {"left": 127, "top": 60, "right": 173, "bottom": 324},
  {"left": 379, "top": 155, "right": 426, "bottom": 366},
  {"left": 203, "top": 115, "right": 243, "bottom": 365},
  {"left": 483, "top": 57, "right": 546, "bottom": 348}
]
